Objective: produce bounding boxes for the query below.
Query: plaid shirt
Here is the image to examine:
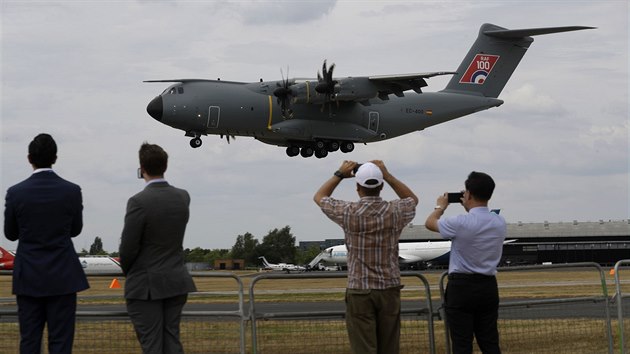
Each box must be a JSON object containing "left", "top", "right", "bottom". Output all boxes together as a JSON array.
[{"left": 319, "top": 196, "right": 416, "bottom": 289}]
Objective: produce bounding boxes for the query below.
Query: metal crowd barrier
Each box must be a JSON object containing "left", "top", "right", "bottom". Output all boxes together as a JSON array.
[
  {"left": 613, "top": 259, "right": 630, "bottom": 354},
  {"left": 248, "top": 271, "right": 435, "bottom": 354},
  {"left": 439, "top": 262, "right": 614, "bottom": 354},
  {"left": 0, "top": 271, "right": 247, "bottom": 354},
  {"left": 3, "top": 263, "right": 629, "bottom": 353}
]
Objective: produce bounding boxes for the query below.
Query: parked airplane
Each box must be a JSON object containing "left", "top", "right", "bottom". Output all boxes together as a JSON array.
[
  {"left": 314, "top": 239, "right": 516, "bottom": 269},
  {"left": 0, "top": 247, "right": 122, "bottom": 275},
  {"left": 259, "top": 256, "right": 305, "bottom": 273},
  {"left": 0, "top": 247, "right": 14, "bottom": 270},
  {"left": 145, "top": 23, "right": 593, "bottom": 158},
  {"left": 316, "top": 241, "right": 452, "bottom": 269},
  {"left": 79, "top": 255, "right": 123, "bottom": 275}
]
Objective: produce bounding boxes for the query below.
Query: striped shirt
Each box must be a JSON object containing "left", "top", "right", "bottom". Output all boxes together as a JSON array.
[{"left": 319, "top": 196, "right": 416, "bottom": 289}]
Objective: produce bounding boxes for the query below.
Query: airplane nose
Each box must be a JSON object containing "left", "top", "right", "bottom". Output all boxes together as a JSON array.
[{"left": 147, "top": 96, "right": 163, "bottom": 121}]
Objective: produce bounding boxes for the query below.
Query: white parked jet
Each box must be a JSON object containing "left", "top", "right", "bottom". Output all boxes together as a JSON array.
[
  {"left": 318, "top": 241, "right": 452, "bottom": 268},
  {"left": 315, "top": 239, "right": 516, "bottom": 269}
]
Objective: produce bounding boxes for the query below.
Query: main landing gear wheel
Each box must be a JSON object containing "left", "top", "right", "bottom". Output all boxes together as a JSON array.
[
  {"left": 190, "top": 138, "right": 202, "bottom": 148},
  {"left": 340, "top": 141, "right": 354, "bottom": 153},
  {"left": 315, "top": 148, "right": 328, "bottom": 159},
  {"left": 300, "top": 146, "right": 314, "bottom": 158},
  {"left": 286, "top": 146, "right": 300, "bottom": 157},
  {"left": 326, "top": 141, "right": 340, "bottom": 152}
]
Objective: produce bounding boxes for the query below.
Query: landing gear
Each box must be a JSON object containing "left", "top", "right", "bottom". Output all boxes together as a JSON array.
[
  {"left": 300, "top": 146, "right": 314, "bottom": 158},
  {"left": 326, "top": 141, "right": 340, "bottom": 152},
  {"left": 285, "top": 140, "right": 355, "bottom": 158},
  {"left": 190, "top": 137, "right": 202, "bottom": 148},
  {"left": 340, "top": 141, "right": 354, "bottom": 153},
  {"left": 314, "top": 148, "right": 328, "bottom": 159},
  {"left": 286, "top": 146, "right": 300, "bottom": 157}
]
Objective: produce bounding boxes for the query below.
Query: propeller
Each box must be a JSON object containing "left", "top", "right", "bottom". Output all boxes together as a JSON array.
[
  {"left": 315, "top": 60, "right": 338, "bottom": 114},
  {"left": 273, "top": 67, "right": 294, "bottom": 119},
  {"left": 315, "top": 60, "right": 337, "bottom": 98}
]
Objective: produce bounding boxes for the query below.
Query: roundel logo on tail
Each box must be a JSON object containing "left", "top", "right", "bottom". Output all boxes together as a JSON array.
[{"left": 459, "top": 54, "right": 500, "bottom": 84}]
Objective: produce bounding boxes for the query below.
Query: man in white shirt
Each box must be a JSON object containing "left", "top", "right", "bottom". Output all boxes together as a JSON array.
[{"left": 425, "top": 171, "right": 506, "bottom": 354}]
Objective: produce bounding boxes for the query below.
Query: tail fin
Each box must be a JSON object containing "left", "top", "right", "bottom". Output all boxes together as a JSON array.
[
  {"left": 444, "top": 23, "right": 594, "bottom": 98},
  {"left": 258, "top": 256, "right": 271, "bottom": 268},
  {"left": 0, "top": 247, "right": 15, "bottom": 270}
]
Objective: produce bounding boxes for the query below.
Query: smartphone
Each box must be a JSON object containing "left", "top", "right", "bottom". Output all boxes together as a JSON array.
[
  {"left": 447, "top": 192, "right": 464, "bottom": 203},
  {"left": 137, "top": 168, "right": 143, "bottom": 179}
]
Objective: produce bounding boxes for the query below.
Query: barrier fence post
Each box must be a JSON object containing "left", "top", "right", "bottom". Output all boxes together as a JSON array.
[{"left": 614, "top": 260, "right": 630, "bottom": 354}]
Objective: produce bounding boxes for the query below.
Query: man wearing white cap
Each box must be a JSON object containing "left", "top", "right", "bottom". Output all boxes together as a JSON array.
[{"left": 314, "top": 160, "right": 418, "bottom": 354}]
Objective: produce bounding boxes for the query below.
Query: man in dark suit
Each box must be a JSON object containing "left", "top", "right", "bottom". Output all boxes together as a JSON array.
[
  {"left": 4, "top": 133, "right": 90, "bottom": 354},
  {"left": 120, "top": 142, "right": 197, "bottom": 354}
]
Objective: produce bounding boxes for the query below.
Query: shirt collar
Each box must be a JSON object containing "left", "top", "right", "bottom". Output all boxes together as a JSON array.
[
  {"left": 146, "top": 178, "right": 167, "bottom": 186},
  {"left": 469, "top": 206, "right": 490, "bottom": 213},
  {"left": 33, "top": 168, "right": 54, "bottom": 174},
  {"left": 359, "top": 196, "right": 383, "bottom": 202}
]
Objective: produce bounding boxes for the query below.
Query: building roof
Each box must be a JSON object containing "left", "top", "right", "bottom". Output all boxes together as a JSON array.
[{"left": 400, "top": 219, "right": 630, "bottom": 241}]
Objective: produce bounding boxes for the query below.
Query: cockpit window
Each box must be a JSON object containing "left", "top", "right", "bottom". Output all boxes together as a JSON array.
[{"left": 163, "top": 86, "right": 184, "bottom": 95}]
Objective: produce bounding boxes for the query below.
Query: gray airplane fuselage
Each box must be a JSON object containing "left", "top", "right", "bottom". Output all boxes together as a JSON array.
[{"left": 149, "top": 80, "right": 503, "bottom": 145}]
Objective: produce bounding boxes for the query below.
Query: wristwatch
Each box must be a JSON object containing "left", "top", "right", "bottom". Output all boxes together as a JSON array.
[{"left": 334, "top": 170, "right": 344, "bottom": 179}]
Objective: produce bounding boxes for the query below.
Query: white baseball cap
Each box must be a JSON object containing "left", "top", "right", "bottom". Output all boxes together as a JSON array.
[{"left": 355, "top": 162, "right": 384, "bottom": 188}]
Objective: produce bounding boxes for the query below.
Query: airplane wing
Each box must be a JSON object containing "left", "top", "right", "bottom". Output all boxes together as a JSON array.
[{"left": 368, "top": 71, "right": 457, "bottom": 98}]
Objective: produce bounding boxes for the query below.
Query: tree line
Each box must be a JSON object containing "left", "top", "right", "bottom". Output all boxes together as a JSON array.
[{"left": 81, "top": 226, "right": 323, "bottom": 268}]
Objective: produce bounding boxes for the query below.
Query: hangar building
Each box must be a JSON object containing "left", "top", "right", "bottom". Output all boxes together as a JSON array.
[{"left": 301, "top": 219, "right": 630, "bottom": 266}]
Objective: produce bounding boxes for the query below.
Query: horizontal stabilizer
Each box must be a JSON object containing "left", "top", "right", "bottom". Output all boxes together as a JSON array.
[{"left": 484, "top": 26, "right": 596, "bottom": 39}]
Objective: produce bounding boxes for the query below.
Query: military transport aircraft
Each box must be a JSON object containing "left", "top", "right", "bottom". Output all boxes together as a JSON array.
[{"left": 145, "top": 23, "right": 593, "bottom": 158}]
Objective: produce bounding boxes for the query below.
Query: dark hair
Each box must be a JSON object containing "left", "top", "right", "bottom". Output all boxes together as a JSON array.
[
  {"left": 465, "top": 171, "right": 495, "bottom": 202},
  {"left": 28, "top": 133, "right": 57, "bottom": 168},
  {"left": 139, "top": 142, "right": 168, "bottom": 176},
  {"left": 357, "top": 184, "right": 383, "bottom": 196}
]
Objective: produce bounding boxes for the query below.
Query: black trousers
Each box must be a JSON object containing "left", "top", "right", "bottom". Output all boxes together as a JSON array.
[
  {"left": 17, "top": 293, "right": 77, "bottom": 354},
  {"left": 445, "top": 274, "right": 501, "bottom": 354}
]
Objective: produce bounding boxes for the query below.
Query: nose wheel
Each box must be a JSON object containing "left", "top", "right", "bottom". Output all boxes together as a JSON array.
[{"left": 190, "top": 137, "right": 202, "bottom": 148}]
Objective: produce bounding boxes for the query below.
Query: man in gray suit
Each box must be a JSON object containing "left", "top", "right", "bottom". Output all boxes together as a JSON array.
[{"left": 120, "top": 142, "right": 197, "bottom": 354}]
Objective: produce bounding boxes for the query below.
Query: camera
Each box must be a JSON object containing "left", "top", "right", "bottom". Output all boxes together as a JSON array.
[
  {"left": 447, "top": 192, "right": 464, "bottom": 203},
  {"left": 352, "top": 163, "right": 362, "bottom": 174}
]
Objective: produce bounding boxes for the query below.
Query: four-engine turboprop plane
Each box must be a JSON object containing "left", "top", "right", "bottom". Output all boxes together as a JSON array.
[{"left": 145, "top": 23, "right": 592, "bottom": 158}]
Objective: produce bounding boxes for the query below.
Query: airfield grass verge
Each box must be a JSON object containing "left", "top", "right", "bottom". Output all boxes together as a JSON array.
[{"left": 1, "top": 318, "right": 625, "bottom": 353}]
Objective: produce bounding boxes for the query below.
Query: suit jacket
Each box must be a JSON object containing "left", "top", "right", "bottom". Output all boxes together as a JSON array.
[
  {"left": 119, "top": 181, "right": 197, "bottom": 300},
  {"left": 4, "top": 170, "right": 90, "bottom": 296}
]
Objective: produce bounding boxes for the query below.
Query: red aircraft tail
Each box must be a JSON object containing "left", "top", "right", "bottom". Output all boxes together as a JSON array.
[{"left": 0, "top": 246, "right": 15, "bottom": 270}]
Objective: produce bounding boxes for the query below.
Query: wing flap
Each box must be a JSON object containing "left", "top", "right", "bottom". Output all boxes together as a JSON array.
[{"left": 368, "top": 71, "right": 457, "bottom": 97}]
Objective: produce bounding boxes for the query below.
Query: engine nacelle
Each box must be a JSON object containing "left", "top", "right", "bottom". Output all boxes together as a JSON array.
[
  {"left": 332, "top": 77, "right": 378, "bottom": 101},
  {"left": 290, "top": 77, "right": 379, "bottom": 104}
]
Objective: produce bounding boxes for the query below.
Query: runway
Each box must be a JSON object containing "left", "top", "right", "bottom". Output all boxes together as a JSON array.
[{"left": 1, "top": 298, "right": 623, "bottom": 322}]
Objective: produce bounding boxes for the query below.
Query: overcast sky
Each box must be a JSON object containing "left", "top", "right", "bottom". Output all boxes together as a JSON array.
[{"left": 1, "top": 0, "right": 628, "bottom": 253}]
